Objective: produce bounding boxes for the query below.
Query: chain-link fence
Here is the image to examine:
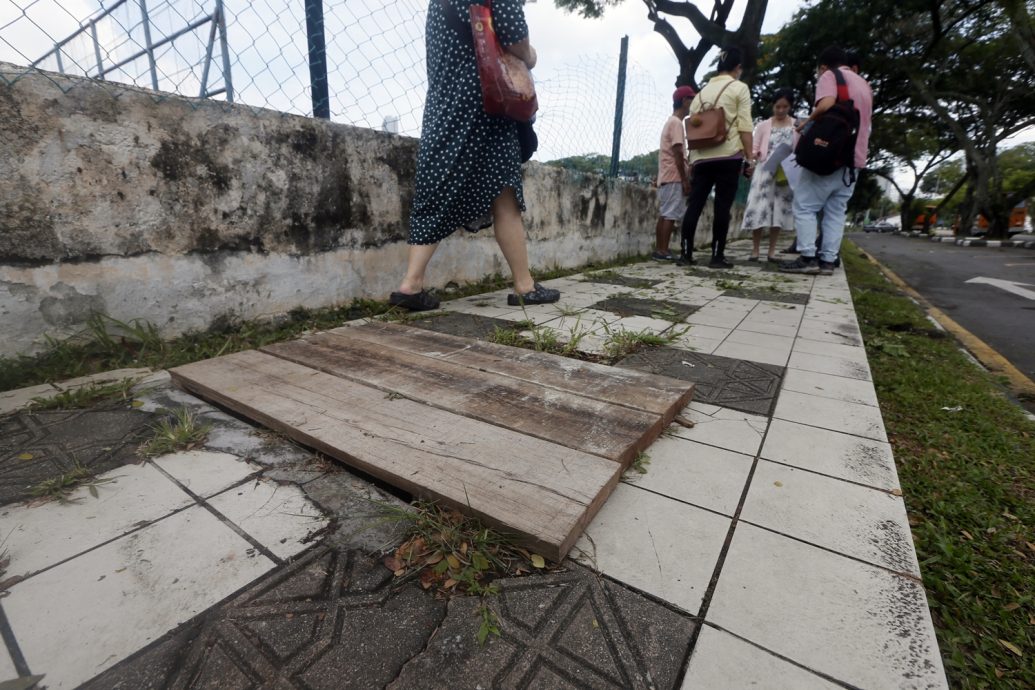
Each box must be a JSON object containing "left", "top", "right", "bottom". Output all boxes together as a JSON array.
[{"left": 0, "top": 1, "right": 670, "bottom": 167}]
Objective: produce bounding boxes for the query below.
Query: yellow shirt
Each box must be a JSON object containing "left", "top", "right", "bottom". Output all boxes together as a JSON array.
[{"left": 687, "top": 74, "right": 753, "bottom": 164}]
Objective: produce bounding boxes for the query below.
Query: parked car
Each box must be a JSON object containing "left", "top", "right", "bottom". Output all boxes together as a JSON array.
[{"left": 863, "top": 221, "right": 896, "bottom": 233}]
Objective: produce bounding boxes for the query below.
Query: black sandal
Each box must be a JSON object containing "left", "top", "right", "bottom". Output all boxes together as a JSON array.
[
  {"left": 389, "top": 289, "right": 440, "bottom": 311},
  {"left": 507, "top": 282, "right": 561, "bottom": 306}
]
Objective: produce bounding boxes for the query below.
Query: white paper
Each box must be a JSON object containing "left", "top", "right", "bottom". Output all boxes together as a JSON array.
[
  {"left": 762, "top": 142, "right": 793, "bottom": 173},
  {"left": 781, "top": 154, "right": 802, "bottom": 190}
]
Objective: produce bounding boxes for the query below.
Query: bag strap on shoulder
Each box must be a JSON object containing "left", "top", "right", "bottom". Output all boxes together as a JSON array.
[
  {"left": 700, "top": 78, "right": 735, "bottom": 111},
  {"left": 832, "top": 67, "right": 850, "bottom": 103}
]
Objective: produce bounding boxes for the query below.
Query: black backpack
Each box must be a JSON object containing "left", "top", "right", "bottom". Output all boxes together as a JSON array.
[{"left": 794, "top": 68, "right": 859, "bottom": 180}]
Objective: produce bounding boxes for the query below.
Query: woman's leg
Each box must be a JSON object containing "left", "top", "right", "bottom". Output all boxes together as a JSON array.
[
  {"left": 492, "top": 187, "right": 536, "bottom": 294},
  {"left": 767, "top": 228, "right": 781, "bottom": 258},
  {"left": 750, "top": 228, "right": 762, "bottom": 258},
  {"left": 397, "top": 243, "right": 439, "bottom": 294}
]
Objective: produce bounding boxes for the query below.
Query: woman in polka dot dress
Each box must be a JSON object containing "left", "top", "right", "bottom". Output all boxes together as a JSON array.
[{"left": 390, "top": 0, "right": 560, "bottom": 310}]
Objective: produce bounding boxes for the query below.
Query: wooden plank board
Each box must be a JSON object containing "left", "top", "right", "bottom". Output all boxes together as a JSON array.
[
  {"left": 170, "top": 350, "right": 622, "bottom": 561},
  {"left": 326, "top": 322, "right": 695, "bottom": 417},
  {"left": 262, "top": 336, "right": 658, "bottom": 466}
]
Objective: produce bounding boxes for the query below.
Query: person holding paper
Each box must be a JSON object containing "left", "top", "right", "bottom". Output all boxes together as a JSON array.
[{"left": 740, "top": 89, "right": 799, "bottom": 262}]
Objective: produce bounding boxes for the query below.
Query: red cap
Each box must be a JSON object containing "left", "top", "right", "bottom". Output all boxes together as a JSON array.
[{"left": 673, "top": 86, "right": 696, "bottom": 102}]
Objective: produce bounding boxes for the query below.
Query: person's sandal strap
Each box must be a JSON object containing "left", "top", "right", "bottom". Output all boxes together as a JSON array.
[{"left": 508, "top": 282, "right": 560, "bottom": 306}]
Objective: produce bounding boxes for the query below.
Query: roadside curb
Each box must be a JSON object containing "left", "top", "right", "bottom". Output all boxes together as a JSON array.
[
  {"left": 888, "top": 230, "right": 1035, "bottom": 249},
  {"left": 852, "top": 243, "right": 1035, "bottom": 401}
]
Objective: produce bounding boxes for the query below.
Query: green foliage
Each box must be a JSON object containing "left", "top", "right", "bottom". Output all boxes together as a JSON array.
[
  {"left": 28, "top": 379, "right": 138, "bottom": 411},
  {"left": 845, "top": 244, "right": 1035, "bottom": 689},
  {"left": 139, "top": 407, "right": 212, "bottom": 457}
]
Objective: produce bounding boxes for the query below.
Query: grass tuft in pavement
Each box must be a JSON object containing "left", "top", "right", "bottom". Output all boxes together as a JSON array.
[
  {"left": 29, "top": 461, "right": 118, "bottom": 504},
  {"left": 28, "top": 378, "right": 138, "bottom": 411},
  {"left": 844, "top": 243, "right": 1035, "bottom": 689},
  {"left": 139, "top": 407, "right": 212, "bottom": 457}
]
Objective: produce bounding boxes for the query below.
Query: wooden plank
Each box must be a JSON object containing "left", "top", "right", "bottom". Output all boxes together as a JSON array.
[
  {"left": 326, "top": 322, "right": 695, "bottom": 417},
  {"left": 170, "top": 350, "right": 621, "bottom": 561},
  {"left": 262, "top": 336, "right": 657, "bottom": 466}
]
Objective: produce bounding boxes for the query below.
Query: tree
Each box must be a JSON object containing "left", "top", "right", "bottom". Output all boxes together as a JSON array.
[
  {"left": 756, "top": 0, "right": 1035, "bottom": 238},
  {"left": 555, "top": 1, "right": 771, "bottom": 88}
]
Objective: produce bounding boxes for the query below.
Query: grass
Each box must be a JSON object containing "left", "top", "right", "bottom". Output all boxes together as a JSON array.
[
  {"left": 0, "top": 256, "right": 650, "bottom": 394},
  {"left": 28, "top": 378, "right": 138, "bottom": 411},
  {"left": 139, "top": 407, "right": 212, "bottom": 457},
  {"left": 29, "top": 461, "right": 117, "bottom": 503},
  {"left": 601, "top": 325, "right": 686, "bottom": 359},
  {"left": 843, "top": 242, "right": 1035, "bottom": 689},
  {"left": 625, "top": 451, "right": 651, "bottom": 479},
  {"left": 379, "top": 500, "right": 548, "bottom": 643}
]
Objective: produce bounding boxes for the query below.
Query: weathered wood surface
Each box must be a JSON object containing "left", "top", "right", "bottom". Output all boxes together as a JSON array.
[
  {"left": 327, "top": 322, "right": 695, "bottom": 417},
  {"left": 262, "top": 335, "right": 656, "bottom": 465},
  {"left": 170, "top": 350, "right": 622, "bottom": 560}
]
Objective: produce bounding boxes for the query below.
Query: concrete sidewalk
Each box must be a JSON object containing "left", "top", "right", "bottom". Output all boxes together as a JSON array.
[{"left": 0, "top": 241, "right": 947, "bottom": 689}]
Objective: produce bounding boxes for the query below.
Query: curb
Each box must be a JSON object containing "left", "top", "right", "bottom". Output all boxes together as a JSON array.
[
  {"left": 853, "top": 246, "right": 1035, "bottom": 401},
  {"left": 888, "top": 230, "right": 1035, "bottom": 249}
]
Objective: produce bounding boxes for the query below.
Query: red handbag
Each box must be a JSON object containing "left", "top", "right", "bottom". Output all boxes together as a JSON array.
[{"left": 469, "top": 1, "right": 538, "bottom": 122}]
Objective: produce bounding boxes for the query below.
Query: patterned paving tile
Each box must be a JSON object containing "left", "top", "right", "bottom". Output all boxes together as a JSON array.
[
  {"left": 82, "top": 546, "right": 446, "bottom": 690},
  {"left": 587, "top": 296, "right": 700, "bottom": 322},
  {"left": 719, "top": 287, "right": 810, "bottom": 305},
  {"left": 0, "top": 408, "right": 154, "bottom": 507},
  {"left": 616, "top": 348, "right": 784, "bottom": 416},
  {"left": 405, "top": 311, "right": 521, "bottom": 340},
  {"left": 392, "top": 564, "right": 696, "bottom": 690},
  {"left": 579, "top": 272, "right": 661, "bottom": 289}
]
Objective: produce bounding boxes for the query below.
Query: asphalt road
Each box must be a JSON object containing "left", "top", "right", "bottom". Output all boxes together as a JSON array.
[{"left": 850, "top": 232, "right": 1035, "bottom": 382}]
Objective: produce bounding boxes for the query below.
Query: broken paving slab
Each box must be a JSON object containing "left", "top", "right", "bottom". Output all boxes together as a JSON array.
[
  {"left": 390, "top": 563, "right": 696, "bottom": 690},
  {"left": 588, "top": 295, "right": 701, "bottom": 322},
  {"left": 81, "top": 546, "right": 446, "bottom": 690},
  {"left": 404, "top": 311, "right": 520, "bottom": 340},
  {"left": 0, "top": 408, "right": 155, "bottom": 506}
]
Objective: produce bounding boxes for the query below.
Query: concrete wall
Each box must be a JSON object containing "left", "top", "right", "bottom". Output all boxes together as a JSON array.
[{"left": 0, "top": 63, "right": 738, "bottom": 357}]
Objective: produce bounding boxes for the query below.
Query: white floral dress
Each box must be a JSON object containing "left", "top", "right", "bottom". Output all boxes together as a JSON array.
[{"left": 741, "top": 125, "right": 795, "bottom": 231}]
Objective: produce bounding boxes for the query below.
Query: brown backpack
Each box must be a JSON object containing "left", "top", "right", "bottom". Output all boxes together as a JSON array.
[{"left": 684, "top": 80, "right": 735, "bottom": 150}]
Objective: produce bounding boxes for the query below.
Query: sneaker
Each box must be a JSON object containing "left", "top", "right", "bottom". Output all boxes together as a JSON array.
[
  {"left": 818, "top": 260, "right": 836, "bottom": 275},
  {"left": 708, "top": 259, "right": 734, "bottom": 269},
  {"left": 508, "top": 282, "right": 561, "bottom": 306},
  {"left": 389, "top": 289, "right": 440, "bottom": 311},
  {"left": 778, "top": 256, "right": 820, "bottom": 274},
  {"left": 747, "top": 256, "right": 760, "bottom": 262},
  {"left": 675, "top": 254, "right": 696, "bottom": 266},
  {"left": 651, "top": 251, "right": 675, "bottom": 261},
  {"left": 780, "top": 247, "right": 799, "bottom": 255}
]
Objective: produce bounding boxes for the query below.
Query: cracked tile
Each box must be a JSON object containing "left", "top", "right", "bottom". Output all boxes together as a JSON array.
[
  {"left": 780, "top": 369, "right": 879, "bottom": 407},
  {"left": 151, "top": 450, "right": 261, "bottom": 498},
  {"left": 628, "top": 434, "right": 753, "bottom": 516},
  {"left": 787, "top": 349, "right": 872, "bottom": 381},
  {"left": 208, "top": 480, "right": 328, "bottom": 560},
  {"left": 669, "top": 402, "right": 769, "bottom": 456},
  {"left": 574, "top": 483, "right": 729, "bottom": 613}
]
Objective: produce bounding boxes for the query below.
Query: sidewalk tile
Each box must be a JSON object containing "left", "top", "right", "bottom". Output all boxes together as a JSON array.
[
  {"left": 628, "top": 435, "right": 753, "bottom": 516},
  {"left": 712, "top": 340, "right": 790, "bottom": 367},
  {"left": 573, "top": 483, "right": 730, "bottom": 613},
  {"left": 685, "top": 307, "right": 748, "bottom": 329},
  {"left": 781, "top": 368, "right": 879, "bottom": 407},
  {"left": 787, "top": 349, "right": 872, "bottom": 381},
  {"left": 796, "top": 321, "right": 863, "bottom": 347},
  {"left": 736, "top": 320, "right": 799, "bottom": 338},
  {"left": 3, "top": 506, "right": 275, "bottom": 690},
  {"left": 742, "top": 461, "right": 919, "bottom": 576},
  {"left": 151, "top": 450, "right": 261, "bottom": 498},
  {"left": 608, "top": 315, "right": 678, "bottom": 335},
  {"left": 708, "top": 523, "right": 947, "bottom": 690},
  {"left": 0, "top": 644, "right": 16, "bottom": 680},
  {"left": 0, "top": 384, "right": 57, "bottom": 415},
  {"left": 0, "top": 463, "right": 192, "bottom": 578},
  {"left": 670, "top": 403, "right": 769, "bottom": 457},
  {"left": 792, "top": 338, "right": 868, "bottom": 362},
  {"left": 760, "top": 419, "right": 899, "bottom": 490},
  {"left": 682, "top": 626, "right": 841, "bottom": 690},
  {"left": 208, "top": 480, "right": 328, "bottom": 560},
  {"left": 774, "top": 390, "right": 887, "bottom": 442}
]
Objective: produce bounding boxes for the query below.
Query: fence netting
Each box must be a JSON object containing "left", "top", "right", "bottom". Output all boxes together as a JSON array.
[{"left": 0, "top": 0, "right": 670, "bottom": 166}]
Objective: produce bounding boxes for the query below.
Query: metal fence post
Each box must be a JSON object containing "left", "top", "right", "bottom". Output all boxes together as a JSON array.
[
  {"left": 305, "top": 0, "right": 330, "bottom": 119},
  {"left": 216, "top": 0, "right": 233, "bottom": 102},
  {"left": 90, "top": 20, "right": 104, "bottom": 78},
  {"left": 138, "top": 0, "right": 160, "bottom": 90},
  {"left": 609, "top": 36, "right": 629, "bottom": 178}
]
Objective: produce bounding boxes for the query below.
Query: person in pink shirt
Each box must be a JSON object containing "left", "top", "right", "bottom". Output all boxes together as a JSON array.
[
  {"left": 653, "top": 86, "right": 696, "bottom": 260},
  {"left": 780, "top": 46, "right": 872, "bottom": 276}
]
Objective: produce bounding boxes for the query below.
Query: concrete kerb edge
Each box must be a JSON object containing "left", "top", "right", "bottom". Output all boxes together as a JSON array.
[{"left": 853, "top": 245, "right": 1035, "bottom": 400}]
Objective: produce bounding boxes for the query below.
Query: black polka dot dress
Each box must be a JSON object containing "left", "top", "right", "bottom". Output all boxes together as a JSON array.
[{"left": 408, "top": 0, "right": 527, "bottom": 245}]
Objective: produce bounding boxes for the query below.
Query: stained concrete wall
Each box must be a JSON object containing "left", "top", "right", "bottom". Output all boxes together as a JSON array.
[{"left": 0, "top": 63, "right": 738, "bottom": 357}]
